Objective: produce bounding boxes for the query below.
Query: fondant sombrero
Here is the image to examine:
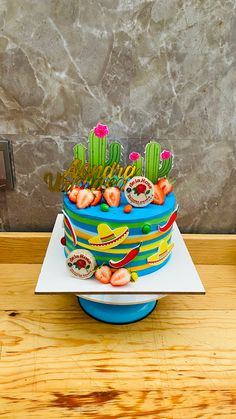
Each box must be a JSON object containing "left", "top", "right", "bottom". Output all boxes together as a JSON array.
[
  {"left": 147, "top": 239, "right": 174, "bottom": 265},
  {"left": 88, "top": 223, "right": 129, "bottom": 250}
]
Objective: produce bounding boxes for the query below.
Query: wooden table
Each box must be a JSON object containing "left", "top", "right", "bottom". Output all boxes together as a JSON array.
[{"left": 0, "top": 233, "right": 235, "bottom": 418}]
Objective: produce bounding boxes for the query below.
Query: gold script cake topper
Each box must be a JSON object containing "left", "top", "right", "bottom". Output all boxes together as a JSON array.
[{"left": 44, "top": 159, "right": 140, "bottom": 192}]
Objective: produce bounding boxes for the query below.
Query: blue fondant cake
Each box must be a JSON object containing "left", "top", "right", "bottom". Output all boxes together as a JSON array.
[{"left": 63, "top": 191, "right": 176, "bottom": 276}]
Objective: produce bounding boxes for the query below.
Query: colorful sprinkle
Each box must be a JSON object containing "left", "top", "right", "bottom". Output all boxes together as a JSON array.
[
  {"left": 142, "top": 224, "right": 151, "bottom": 234},
  {"left": 100, "top": 203, "right": 110, "bottom": 212},
  {"left": 131, "top": 272, "right": 139, "bottom": 281},
  {"left": 124, "top": 204, "right": 133, "bottom": 213},
  {"left": 61, "top": 236, "right": 66, "bottom": 246}
]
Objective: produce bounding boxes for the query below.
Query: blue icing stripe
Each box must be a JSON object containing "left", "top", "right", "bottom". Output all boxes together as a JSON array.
[
  {"left": 64, "top": 214, "right": 172, "bottom": 235},
  {"left": 63, "top": 191, "right": 176, "bottom": 225}
]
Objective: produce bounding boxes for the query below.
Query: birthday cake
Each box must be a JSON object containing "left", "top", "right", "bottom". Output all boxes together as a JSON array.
[{"left": 56, "top": 123, "right": 177, "bottom": 286}]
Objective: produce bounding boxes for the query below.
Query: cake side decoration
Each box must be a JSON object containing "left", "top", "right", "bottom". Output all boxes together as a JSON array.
[
  {"left": 66, "top": 249, "right": 96, "bottom": 279},
  {"left": 158, "top": 206, "right": 178, "bottom": 232},
  {"left": 109, "top": 243, "right": 142, "bottom": 269},
  {"left": 88, "top": 224, "right": 129, "bottom": 249},
  {"left": 124, "top": 176, "right": 154, "bottom": 207},
  {"left": 147, "top": 239, "right": 174, "bottom": 266},
  {"left": 62, "top": 210, "right": 77, "bottom": 246}
]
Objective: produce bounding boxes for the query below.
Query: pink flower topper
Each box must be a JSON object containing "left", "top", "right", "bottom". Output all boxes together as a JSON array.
[
  {"left": 94, "top": 123, "right": 109, "bottom": 138},
  {"left": 161, "top": 150, "right": 172, "bottom": 160},
  {"left": 129, "top": 152, "right": 140, "bottom": 161}
]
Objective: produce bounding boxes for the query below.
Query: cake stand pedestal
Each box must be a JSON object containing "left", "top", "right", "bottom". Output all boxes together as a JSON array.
[
  {"left": 78, "top": 298, "right": 157, "bottom": 324},
  {"left": 35, "top": 214, "right": 205, "bottom": 324}
]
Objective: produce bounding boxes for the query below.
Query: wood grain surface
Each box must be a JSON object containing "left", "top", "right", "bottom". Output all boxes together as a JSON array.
[{"left": 0, "top": 234, "right": 235, "bottom": 418}]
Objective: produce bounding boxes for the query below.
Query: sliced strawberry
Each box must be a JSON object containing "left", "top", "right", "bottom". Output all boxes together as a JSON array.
[
  {"left": 76, "top": 189, "right": 94, "bottom": 209},
  {"left": 158, "top": 178, "right": 172, "bottom": 195},
  {"left": 153, "top": 184, "right": 165, "bottom": 205},
  {"left": 110, "top": 268, "right": 131, "bottom": 286},
  {"left": 68, "top": 186, "right": 80, "bottom": 203},
  {"left": 95, "top": 265, "right": 112, "bottom": 284},
  {"left": 91, "top": 190, "right": 102, "bottom": 206},
  {"left": 103, "top": 187, "right": 121, "bottom": 207}
]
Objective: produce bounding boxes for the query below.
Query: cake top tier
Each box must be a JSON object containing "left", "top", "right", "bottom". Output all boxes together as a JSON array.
[{"left": 44, "top": 122, "right": 175, "bottom": 210}]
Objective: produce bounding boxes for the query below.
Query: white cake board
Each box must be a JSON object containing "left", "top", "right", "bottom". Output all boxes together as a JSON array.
[{"left": 35, "top": 214, "right": 205, "bottom": 304}]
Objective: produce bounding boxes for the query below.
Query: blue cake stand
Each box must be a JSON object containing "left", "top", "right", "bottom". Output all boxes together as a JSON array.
[{"left": 78, "top": 297, "right": 158, "bottom": 325}]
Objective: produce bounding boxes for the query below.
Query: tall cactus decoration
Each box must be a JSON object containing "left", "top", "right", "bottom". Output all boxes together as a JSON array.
[
  {"left": 88, "top": 129, "right": 107, "bottom": 168},
  {"left": 88, "top": 126, "right": 121, "bottom": 169},
  {"left": 145, "top": 142, "right": 161, "bottom": 184}
]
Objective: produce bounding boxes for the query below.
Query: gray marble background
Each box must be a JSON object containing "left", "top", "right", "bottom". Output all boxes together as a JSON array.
[{"left": 0, "top": 0, "right": 235, "bottom": 233}]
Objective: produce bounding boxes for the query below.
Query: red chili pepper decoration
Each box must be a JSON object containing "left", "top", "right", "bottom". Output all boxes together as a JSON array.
[
  {"left": 109, "top": 243, "right": 142, "bottom": 268},
  {"left": 158, "top": 205, "right": 178, "bottom": 232}
]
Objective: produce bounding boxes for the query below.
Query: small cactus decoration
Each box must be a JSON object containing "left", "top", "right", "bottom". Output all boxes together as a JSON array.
[
  {"left": 73, "top": 144, "right": 86, "bottom": 165},
  {"left": 131, "top": 141, "right": 173, "bottom": 183},
  {"left": 145, "top": 141, "right": 173, "bottom": 183}
]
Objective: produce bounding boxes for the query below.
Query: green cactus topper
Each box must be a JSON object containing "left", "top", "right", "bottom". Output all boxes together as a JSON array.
[{"left": 130, "top": 142, "right": 173, "bottom": 184}]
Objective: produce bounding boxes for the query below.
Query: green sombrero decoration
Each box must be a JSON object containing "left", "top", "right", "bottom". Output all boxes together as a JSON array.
[{"left": 88, "top": 223, "right": 129, "bottom": 250}]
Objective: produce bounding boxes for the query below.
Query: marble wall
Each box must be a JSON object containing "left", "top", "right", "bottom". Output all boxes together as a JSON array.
[{"left": 0, "top": 0, "right": 235, "bottom": 233}]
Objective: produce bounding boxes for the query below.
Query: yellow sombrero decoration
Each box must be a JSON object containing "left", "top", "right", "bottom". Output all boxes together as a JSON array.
[
  {"left": 147, "top": 238, "right": 174, "bottom": 266},
  {"left": 88, "top": 223, "right": 129, "bottom": 250}
]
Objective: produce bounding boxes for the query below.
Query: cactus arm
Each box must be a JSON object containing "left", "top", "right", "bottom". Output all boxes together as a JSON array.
[
  {"left": 89, "top": 130, "right": 107, "bottom": 168},
  {"left": 158, "top": 156, "right": 173, "bottom": 179},
  {"left": 73, "top": 144, "right": 86, "bottom": 165},
  {"left": 145, "top": 141, "right": 161, "bottom": 184},
  {"left": 106, "top": 142, "right": 121, "bottom": 166},
  {"left": 133, "top": 155, "right": 144, "bottom": 176}
]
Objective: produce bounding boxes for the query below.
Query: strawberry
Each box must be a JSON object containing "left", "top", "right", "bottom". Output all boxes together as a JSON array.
[
  {"left": 110, "top": 268, "right": 131, "bottom": 287},
  {"left": 103, "top": 187, "right": 121, "bottom": 207},
  {"left": 91, "top": 190, "right": 102, "bottom": 206},
  {"left": 95, "top": 265, "right": 112, "bottom": 284},
  {"left": 153, "top": 184, "right": 165, "bottom": 205},
  {"left": 68, "top": 186, "right": 80, "bottom": 203},
  {"left": 158, "top": 178, "right": 172, "bottom": 195},
  {"left": 76, "top": 189, "right": 94, "bottom": 209}
]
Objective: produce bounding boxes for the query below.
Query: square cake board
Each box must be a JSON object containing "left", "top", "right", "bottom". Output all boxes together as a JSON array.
[{"left": 35, "top": 214, "right": 205, "bottom": 301}]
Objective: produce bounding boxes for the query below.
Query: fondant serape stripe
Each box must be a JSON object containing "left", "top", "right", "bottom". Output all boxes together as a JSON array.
[
  {"left": 64, "top": 205, "right": 173, "bottom": 230},
  {"left": 64, "top": 222, "right": 172, "bottom": 244},
  {"left": 64, "top": 247, "right": 172, "bottom": 276},
  {"left": 64, "top": 226, "right": 172, "bottom": 254}
]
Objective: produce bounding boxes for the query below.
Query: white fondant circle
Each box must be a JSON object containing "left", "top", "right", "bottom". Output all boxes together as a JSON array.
[
  {"left": 124, "top": 176, "right": 154, "bottom": 207},
  {"left": 66, "top": 249, "right": 96, "bottom": 279}
]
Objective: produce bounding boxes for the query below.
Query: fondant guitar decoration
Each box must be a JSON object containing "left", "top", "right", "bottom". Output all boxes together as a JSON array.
[
  {"left": 88, "top": 223, "right": 129, "bottom": 250},
  {"left": 147, "top": 239, "right": 174, "bottom": 265},
  {"left": 109, "top": 243, "right": 142, "bottom": 268},
  {"left": 158, "top": 205, "right": 178, "bottom": 232},
  {"left": 62, "top": 210, "right": 77, "bottom": 246}
]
